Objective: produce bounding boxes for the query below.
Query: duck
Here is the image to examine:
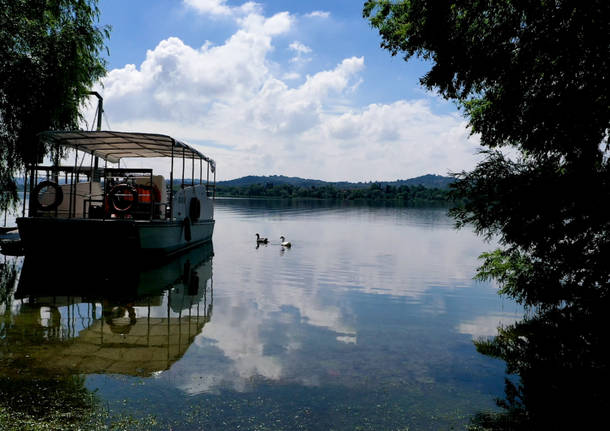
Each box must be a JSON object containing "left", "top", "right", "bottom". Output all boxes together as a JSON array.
[
  {"left": 280, "top": 236, "right": 291, "bottom": 247},
  {"left": 255, "top": 233, "right": 269, "bottom": 244}
]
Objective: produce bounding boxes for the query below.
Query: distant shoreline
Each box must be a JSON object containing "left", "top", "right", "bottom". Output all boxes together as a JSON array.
[{"left": 215, "top": 183, "right": 459, "bottom": 206}]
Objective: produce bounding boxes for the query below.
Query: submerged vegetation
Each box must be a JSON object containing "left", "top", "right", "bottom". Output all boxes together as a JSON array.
[{"left": 0, "top": 376, "right": 98, "bottom": 431}]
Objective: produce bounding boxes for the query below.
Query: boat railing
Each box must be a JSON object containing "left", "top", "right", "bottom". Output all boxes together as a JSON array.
[{"left": 24, "top": 163, "right": 216, "bottom": 222}]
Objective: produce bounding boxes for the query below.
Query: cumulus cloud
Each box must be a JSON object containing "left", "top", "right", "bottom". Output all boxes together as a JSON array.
[
  {"left": 89, "top": 3, "right": 480, "bottom": 181},
  {"left": 305, "top": 11, "right": 330, "bottom": 19},
  {"left": 289, "top": 41, "right": 312, "bottom": 65},
  {"left": 282, "top": 72, "right": 300, "bottom": 80},
  {"left": 184, "top": 0, "right": 260, "bottom": 17},
  {"left": 289, "top": 41, "right": 311, "bottom": 54}
]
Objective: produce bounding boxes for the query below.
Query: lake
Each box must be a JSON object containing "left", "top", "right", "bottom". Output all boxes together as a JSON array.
[{"left": 1, "top": 198, "right": 522, "bottom": 430}]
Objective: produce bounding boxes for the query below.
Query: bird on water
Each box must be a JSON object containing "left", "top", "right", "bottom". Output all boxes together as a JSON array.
[
  {"left": 280, "top": 236, "right": 291, "bottom": 247},
  {"left": 256, "top": 233, "right": 269, "bottom": 244}
]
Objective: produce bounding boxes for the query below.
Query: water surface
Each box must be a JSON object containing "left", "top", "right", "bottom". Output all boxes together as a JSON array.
[{"left": 1, "top": 199, "right": 522, "bottom": 430}]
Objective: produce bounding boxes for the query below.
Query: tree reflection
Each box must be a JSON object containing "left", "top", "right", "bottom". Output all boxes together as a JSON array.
[{"left": 470, "top": 298, "right": 610, "bottom": 430}]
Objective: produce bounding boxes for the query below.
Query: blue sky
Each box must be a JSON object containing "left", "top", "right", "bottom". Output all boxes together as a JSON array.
[{"left": 89, "top": 0, "right": 479, "bottom": 181}]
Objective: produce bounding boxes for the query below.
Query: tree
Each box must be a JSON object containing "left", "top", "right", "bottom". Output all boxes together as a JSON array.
[
  {"left": 0, "top": 0, "right": 109, "bottom": 211},
  {"left": 364, "top": 1, "right": 610, "bottom": 307}
]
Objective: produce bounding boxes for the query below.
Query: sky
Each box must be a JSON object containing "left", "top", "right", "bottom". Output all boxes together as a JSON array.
[{"left": 86, "top": 0, "right": 481, "bottom": 182}]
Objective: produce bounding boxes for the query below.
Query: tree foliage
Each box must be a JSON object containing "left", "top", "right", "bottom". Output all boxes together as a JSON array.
[
  {"left": 0, "top": 0, "right": 109, "bottom": 211},
  {"left": 364, "top": 0, "right": 610, "bottom": 307},
  {"left": 216, "top": 182, "right": 455, "bottom": 205}
]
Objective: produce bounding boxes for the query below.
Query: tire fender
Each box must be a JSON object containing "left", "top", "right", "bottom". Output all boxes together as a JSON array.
[{"left": 32, "top": 180, "right": 64, "bottom": 211}]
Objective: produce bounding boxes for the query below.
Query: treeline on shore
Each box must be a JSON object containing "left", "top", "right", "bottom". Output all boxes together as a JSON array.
[{"left": 215, "top": 182, "right": 459, "bottom": 205}]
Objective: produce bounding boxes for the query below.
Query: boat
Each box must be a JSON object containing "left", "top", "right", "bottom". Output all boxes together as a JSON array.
[{"left": 16, "top": 130, "right": 216, "bottom": 259}]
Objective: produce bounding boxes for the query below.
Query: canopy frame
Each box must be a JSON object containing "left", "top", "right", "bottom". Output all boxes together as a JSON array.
[
  {"left": 22, "top": 130, "right": 217, "bottom": 220},
  {"left": 38, "top": 130, "right": 215, "bottom": 170}
]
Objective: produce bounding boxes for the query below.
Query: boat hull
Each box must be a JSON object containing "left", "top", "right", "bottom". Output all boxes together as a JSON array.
[
  {"left": 16, "top": 217, "right": 214, "bottom": 258},
  {"left": 138, "top": 219, "right": 215, "bottom": 258}
]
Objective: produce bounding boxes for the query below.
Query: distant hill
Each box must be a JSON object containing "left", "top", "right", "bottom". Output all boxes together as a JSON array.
[
  {"left": 217, "top": 175, "right": 328, "bottom": 188},
  {"left": 387, "top": 174, "right": 455, "bottom": 189},
  {"left": 216, "top": 174, "right": 454, "bottom": 189}
]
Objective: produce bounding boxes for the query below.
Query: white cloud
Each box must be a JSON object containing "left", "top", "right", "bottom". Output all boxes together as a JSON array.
[
  {"left": 289, "top": 41, "right": 311, "bottom": 54},
  {"left": 237, "top": 11, "right": 293, "bottom": 36},
  {"left": 288, "top": 41, "right": 312, "bottom": 65},
  {"left": 88, "top": 5, "right": 480, "bottom": 182},
  {"left": 184, "top": 0, "right": 260, "bottom": 17},
  {"left": 282, "top": 72, "right": 300, "bottom": 80},
  {"left": 305, "top": 11, "right": 330, "bottom": 19}
]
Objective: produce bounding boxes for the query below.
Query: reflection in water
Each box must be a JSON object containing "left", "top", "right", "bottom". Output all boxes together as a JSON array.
[
  {"left": 0, "top": 244, "right": 214, "bottom": 428},
  {"left": 4, "top": 243, "right": 213, "bottom": 376},
  {"left": 2, "top": 200, "right": 534, "bottom": 430},
  {"left": 471, "top": 299, "right": 610, "bottom": 430}
]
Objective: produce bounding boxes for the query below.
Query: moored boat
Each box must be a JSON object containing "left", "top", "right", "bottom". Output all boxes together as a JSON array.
[{"left": 17, "top": 130, "right": 216, "bottom": 258}]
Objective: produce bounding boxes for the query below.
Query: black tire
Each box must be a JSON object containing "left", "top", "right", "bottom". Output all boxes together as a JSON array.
[
  {"left": 32, "top": 180, "right": 63, "bottom": 211},
  {"left": 109, "top": 184, "right": 138, "bottom": 213},
  {"left": 183, "top": 216, "right": 192, "bottom": 241},
  {"left": 189, "top": 197, "right": 201, "bottom": 222}
]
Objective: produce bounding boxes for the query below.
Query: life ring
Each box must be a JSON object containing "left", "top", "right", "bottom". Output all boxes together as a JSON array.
[
  {"left": 189, "top": 197, "right": 201, "bottom": 222},
  {"left": 183, "top": 216, "right": 192, "bottom": 242},
  {"left": 32, "top": 180, "right": 63, "bottom": 211},
  {"left": 108, "top": 184, "right": 138, "bottom": 213}
]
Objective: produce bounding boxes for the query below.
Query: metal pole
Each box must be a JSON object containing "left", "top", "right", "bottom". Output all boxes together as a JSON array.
[
  {"left": 167, "top": 289, "right": 171, "bottom": 362},
  {"left": 191, "top": 156, "right": 194, "bottom": 188},
  {"left": 22, "top": 168, "right": 28, "bottom": 217},
  {"left": 27, "top": 160, "right": 36, "bottom": 217},
  {"left": 52, "top": 144, "right": 59, "bottom": 183},
  {"left": 149, "top": 171, "right": 154, "bottom": 220},
  {"left": 89, "top": 152, "right": 94, "bottom": 217},
  {"left": 89, "top": 91, "right": 103, "bottom": 181},
  {"left": 70, "top": 150, "right": 78, "bottom": 218},
  {"left": 102, "top": 167, "right": 107, "bottom": 221},
  {"left": 181, "top": 147, "right": 185, "bottom": 188},
  {"left": 200, "top": 159, "right": 202, "bottom": 184},
  {"left": 169, "top": 141, "right": 174, "bottom": 221}
]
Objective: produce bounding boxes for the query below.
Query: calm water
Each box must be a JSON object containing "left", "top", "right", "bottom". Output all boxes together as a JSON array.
[{"left": 1, "top": 199, "right": 522, "bottom": 430}]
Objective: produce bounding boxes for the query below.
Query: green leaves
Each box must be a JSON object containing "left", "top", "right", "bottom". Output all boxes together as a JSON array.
[
  {"left": 366, "top": 1, "right": 610, "bottom": 307},
  {"left": 0, "top": 0, "right": 109, "bottom": 211}
]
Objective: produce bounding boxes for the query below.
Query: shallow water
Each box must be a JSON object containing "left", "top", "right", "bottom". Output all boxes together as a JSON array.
[{"left": 1, "top": 199, "right": 522, "bottom": 430}]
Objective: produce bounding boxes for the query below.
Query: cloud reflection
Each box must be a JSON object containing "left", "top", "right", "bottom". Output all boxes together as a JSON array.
[{"left": 165, "top": 201, "right": 520, "bottom": 395}]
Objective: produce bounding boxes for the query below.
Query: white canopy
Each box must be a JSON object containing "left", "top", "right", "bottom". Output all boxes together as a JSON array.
[{"left": 39, "top": 130, "right": 215, "bottom": 172}]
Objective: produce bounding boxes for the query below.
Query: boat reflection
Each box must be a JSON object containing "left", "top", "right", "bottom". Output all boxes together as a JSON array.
[{"left": 1, "top": 243, "right": 213, "bottom": 377}]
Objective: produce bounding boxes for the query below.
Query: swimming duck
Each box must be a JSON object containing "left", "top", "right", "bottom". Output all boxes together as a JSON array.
[
  {"left": 256, "top": 233, "right": 269, "bottom": 244},
  {"left": 280, "top": 236, "right": 291, "bottom": 247}
]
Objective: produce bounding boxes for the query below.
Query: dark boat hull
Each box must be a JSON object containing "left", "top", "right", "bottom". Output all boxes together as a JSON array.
[{"left": 16, "top": 217, "right": 214, "bottom": 258}]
